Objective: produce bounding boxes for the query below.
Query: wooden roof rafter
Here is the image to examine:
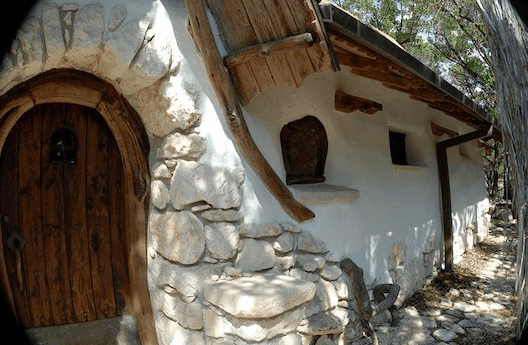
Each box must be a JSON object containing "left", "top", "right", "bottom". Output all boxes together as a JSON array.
[
  {"left": 335, "top": 90, "right": 383, "bottom": 115},
  {"left": 187, "top": 0, "right": 316, "bottom": 222},
  {"left": 205, "top": 0, "right": 337, "bottom": 105}
]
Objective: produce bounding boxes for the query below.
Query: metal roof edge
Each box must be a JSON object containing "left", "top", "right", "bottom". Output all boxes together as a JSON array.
[{"left": 319, "top": 2, "right": 501, "bottom": 132}]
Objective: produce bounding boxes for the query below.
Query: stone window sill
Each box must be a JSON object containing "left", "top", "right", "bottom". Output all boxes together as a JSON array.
[
  {"left": 288, "top": 183, "right": 360, "bottom": 204},
  {"left": 393, "top": 165, "right": 430, "bottom": 174}
]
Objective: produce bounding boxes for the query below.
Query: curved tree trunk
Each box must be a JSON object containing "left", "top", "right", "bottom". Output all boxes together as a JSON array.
[{"left": 477, "top": 0, "right": 528, "bottom": 338}]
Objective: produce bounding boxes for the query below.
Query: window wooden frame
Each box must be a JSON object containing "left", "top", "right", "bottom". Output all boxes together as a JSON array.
[{"left": 280, "top": 116, "right": 328, "bottom": 185}]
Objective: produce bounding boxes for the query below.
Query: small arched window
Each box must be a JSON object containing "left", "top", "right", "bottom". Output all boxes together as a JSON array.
[{"left": 280, "top": 116, "right": 328, "bottom": 185}]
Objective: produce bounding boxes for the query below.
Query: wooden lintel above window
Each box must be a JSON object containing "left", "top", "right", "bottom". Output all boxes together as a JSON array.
[
  {"left": 431, "top": 122, "right": 458, "bottom": 138},
  {"left": 224, "top": 33, "right": 314, "bottom": 68},
  {"left": 334, "top": 90, "right": 383, "bottom": 115}
]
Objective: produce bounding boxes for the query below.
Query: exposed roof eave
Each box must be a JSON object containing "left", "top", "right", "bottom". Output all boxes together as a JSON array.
[{"left": 319, "top": 3, "right": 502, "bottom": 136}]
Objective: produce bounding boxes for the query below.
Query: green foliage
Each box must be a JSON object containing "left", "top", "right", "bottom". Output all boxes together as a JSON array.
[{"left": 333, "top": 0, "right": 496, "bottom": 114}]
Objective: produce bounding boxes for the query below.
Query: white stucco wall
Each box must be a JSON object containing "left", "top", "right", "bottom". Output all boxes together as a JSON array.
[{"left": 241, "top": 70, "right": 490, "bottom": 298}]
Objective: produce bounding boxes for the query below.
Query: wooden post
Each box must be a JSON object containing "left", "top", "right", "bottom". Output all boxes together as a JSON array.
[
  {"left": 436, "top": 145, "right": 453, "bottom": 271},
  {"left": 436, "top": 126, "right": 491, "bottom": 272}
]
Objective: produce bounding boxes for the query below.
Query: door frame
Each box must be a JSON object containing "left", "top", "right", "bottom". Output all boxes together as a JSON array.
[{"left": 0, "top": 69, "right": 156, "bottom": 345}]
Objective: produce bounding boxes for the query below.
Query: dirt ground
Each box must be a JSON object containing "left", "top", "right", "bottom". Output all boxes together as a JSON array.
[{"left": 401, "top": 221, "right": 519, "bottom": 344}]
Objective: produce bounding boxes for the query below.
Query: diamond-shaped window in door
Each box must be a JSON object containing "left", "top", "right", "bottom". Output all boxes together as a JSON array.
[{"left": 280, "top": 116, "right": 328, "bottom": 185}]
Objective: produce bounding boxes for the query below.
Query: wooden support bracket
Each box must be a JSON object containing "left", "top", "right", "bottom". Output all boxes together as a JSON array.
[
  {"left": 224, "top": 33, "right": 314, "bottom": 68},
  {"left": 335, "top": 90, "right": 383, "bottom": 115},
  {"left": 436, "top": 125, "right": 492, "bottom": 272},
  {"left": 186, "top": 0, "right": 315, "bottom": 222},
  {"left": 431, "top": 122, "right": 458, "bottom": 138}
]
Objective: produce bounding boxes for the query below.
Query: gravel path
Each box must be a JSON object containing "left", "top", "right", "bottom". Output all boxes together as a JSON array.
[{"left": 356, "top": 221, "right": 518, "bottom": 345}]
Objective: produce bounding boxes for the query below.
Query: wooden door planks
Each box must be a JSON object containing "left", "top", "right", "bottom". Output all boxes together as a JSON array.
[
  {"left": 17, "top": 108, "right": 54, "bottom": 328},
  {"left": 41, "top": 104, "right": 76, "bottom": 326},
  {"left": 107, "top": 129, "right": 129, "bottom": 315},
  {"left": 0, "top": 123, "right": 33, "bottom": 327},
  {"left": 86, "top": 112, "right": 118, "bottom": 320},
  {"left": 63, "top": 106, "right": 97, "bottom": 323}
]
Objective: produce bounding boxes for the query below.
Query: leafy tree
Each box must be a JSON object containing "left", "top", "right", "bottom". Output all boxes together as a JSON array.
[{"left": 332, "top": 0, "right": 495, "bottom": 116}]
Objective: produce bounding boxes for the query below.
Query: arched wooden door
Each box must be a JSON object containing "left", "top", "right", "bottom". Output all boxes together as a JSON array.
[{"left": 0, "top": 103, "right": 129, "bottom": 328}]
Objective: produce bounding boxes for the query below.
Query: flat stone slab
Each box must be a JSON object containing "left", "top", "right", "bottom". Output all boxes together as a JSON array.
[{"left": 204, "top": 275, "right": 316, "bottom": 319}]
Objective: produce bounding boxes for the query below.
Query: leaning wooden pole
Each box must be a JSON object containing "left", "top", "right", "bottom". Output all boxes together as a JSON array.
[{"left": 185, "top": 0, "right": 315, "bottom": 222}]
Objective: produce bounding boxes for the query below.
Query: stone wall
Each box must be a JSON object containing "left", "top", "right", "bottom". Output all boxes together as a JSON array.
[{"left": 0, "top": 1, "right": 367, "bottom": 344}]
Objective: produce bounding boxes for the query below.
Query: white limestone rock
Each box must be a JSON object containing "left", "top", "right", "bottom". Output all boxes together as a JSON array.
[
  {"left": 433, "top": 329, "right": 457, "bottom": 342},
  {"left": 170, "top": 161, "right": 244, "bottom": 210},
  {"left": 332, "top": 277, "right": 350, "bottom": 300},
  {"left": 159, "top": 72, "right": 202, "bottom": 134},
  {"left": 320, "top": 265, "right": 342, "bottom": 281},
  {"left": 235, "top": 239, "right": 275, "bottom": 272},
  {"left": 152, "top": 161, "right": 172, "bottom": 180},
  {"left": 160, "top": 293, "right": 203, "bottom": 330},
  {"left": 273, "top": 232, "right": 294, "bottom": 253},
  {"left": 204, "top": 275, "right": 316, "bottom": 319},
  {"left": 223, "top": 307, "right": 305, "bottom": 342},
  {"left": 156, "top": 316, "right": 206, "bottom": 345},
  {"left": 282, "top": 222, "right": 301, "bottom": 233},
  {"left": 276, "top": 255, "right": 296, "bottom": 270},
  {"left": 150, "top": 256, "right": 229, "bottom": 303},
  {"left": 72, "top": 4, "right": 104, "bottom": 48},
  {"left": 202, "top": 308, "right": 225, "bottom": 338},
  {"left": 101, "top": 16, "right": 152, "bottom": 81},
  {"left": 296, "top": 232, "right": 328, "bottom": 254},
  {"left": 17, "top": 16, "right": 44, "bottom": 65},
  {"left": 160, "top": 132, "right": 206, "bottom": 160},
  {"left": 269, "top": 333, "right": 302, "bottom": 345},
  {"left": 239, "top": 222, "right": 283, "bottom": 238},
  {"left": 287, "top": 267, "right": 320, "bottom": 282},
  {"left": 131, "top": 22, "right": 173, "bottom": 81},
  {"left": 108, "top": 5, "right": 127, "bottom": 31},
  {"left": 297, "top": 254, "right": 325, "bottom": 272},
  {"left": 200, "top": 209, "right": 243, "bottom": 222},
  {"left": 42, "top": 4, "right": 65, "bottom": 63},
  {"left": 205, "top": 222, "right": 239, "bottom": 260},
  {"left": 151, "top": 180, "right": 170, "bottom": 210},
  {"left": 151, "top": 210, "right": 205, "bottom": 265},
  {"left": 315, "top": 279, "right": 339, "bottom": 310},
  {"left": 297, "top": 312, "right": 344, "bottom": 335}
]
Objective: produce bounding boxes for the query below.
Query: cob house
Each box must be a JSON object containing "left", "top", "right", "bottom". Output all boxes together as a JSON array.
[{"left": 0, "top": 0, "right": 501, "bottom": 344}]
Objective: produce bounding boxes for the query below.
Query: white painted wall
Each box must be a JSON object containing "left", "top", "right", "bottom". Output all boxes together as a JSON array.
[
  {"left": 241, "top": 70, "right": 490, "bottom": 298},
  {"left": 162, "top": 0, "right": 490, "bottom": 297}
]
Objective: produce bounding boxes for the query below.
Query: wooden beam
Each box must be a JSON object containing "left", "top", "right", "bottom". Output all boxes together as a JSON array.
[
  {"left": 186, "top": 0, "right": 315, "bottom": 222},
  {"left": 437, "top": 126, "right": 492, "bottom": 149},
  {"left": 436, "top": 125, "right": 492, "bottom": 272},
  {"left": 431, "top": 122, "right": 458, "bottom": 138},
  {"left": 335, "top": 90, "right": 383, "bottom": 115},
  {"left": 224, "top": 33, "right": 313, "bottom": 68}
]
